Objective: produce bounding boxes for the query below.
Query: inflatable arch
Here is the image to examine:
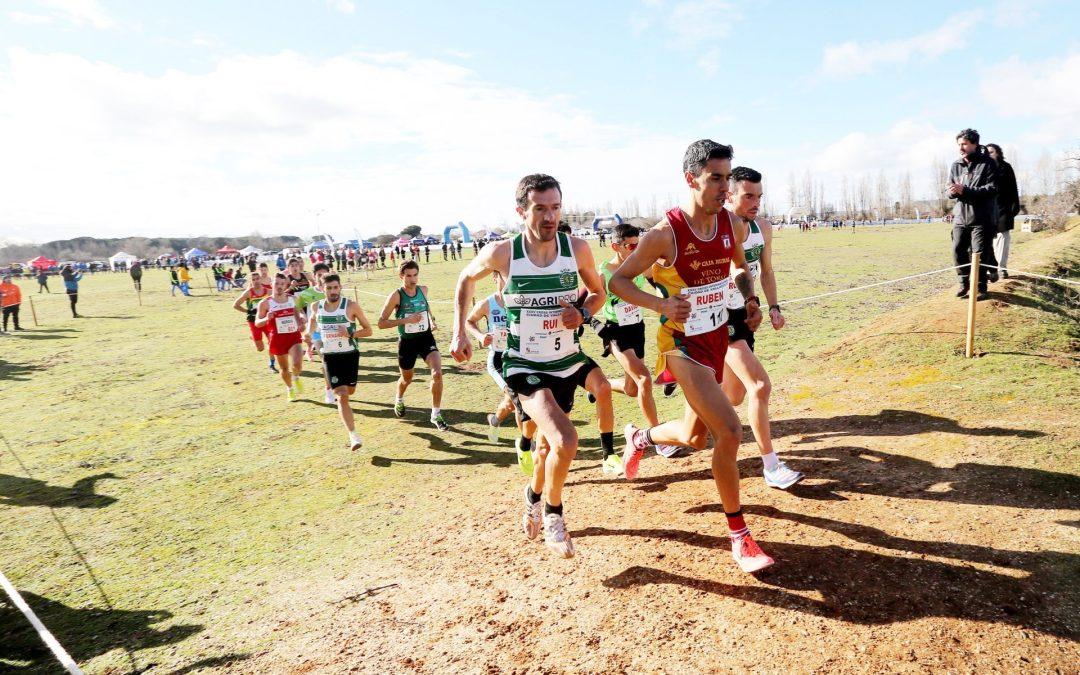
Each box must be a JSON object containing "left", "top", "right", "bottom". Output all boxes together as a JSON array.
[
  {"left": 443, "top": 222, "right": 472, "bottom": 244},
  {"left": 588, "top": 214, "right": 623, "bottom": 231}
]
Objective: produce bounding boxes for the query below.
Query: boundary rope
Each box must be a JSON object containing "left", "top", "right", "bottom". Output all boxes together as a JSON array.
[{"left": 0, "top": 570, "right": 83, "bottom": 674}]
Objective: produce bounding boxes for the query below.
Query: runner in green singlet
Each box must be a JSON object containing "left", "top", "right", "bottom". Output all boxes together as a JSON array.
[{"left": 378, "top": 260, "right": 448, "bottom": 431}]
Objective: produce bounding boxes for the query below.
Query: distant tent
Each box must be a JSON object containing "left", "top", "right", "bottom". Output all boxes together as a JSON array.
[
  {"left": 215, "top": 245, "right": 239, "bottom": 256},
  {"left": 308, "top": 240, "right": 331, "bottom": 250},
  {"left": 28, "top": 255, "right": 58, "bottom": 270},
  {"left": 184, "top": 248, "right": 209, "bottom": 260},
  {"left": 108, "top": 251, "right": 138, "bottom": 270},
  {"left": 238, "top": 245, "right": 261, "bottom": 255}
]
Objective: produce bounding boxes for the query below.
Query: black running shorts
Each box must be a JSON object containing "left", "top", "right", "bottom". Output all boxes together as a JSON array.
[
  {"left": 597, "top": 320, "right": 646, "bottom": 359},
  {"left": 397, "top": 331, "right": 438, "bottom": 371},
  {"left": 506, "top": 357, "right": 599, "bottom": 421},
  {"left": 726, "top": 306, "right": 756, "bottom": 351},
  {"left": 323, "top": 350, "right": 360, "bottom": 389}
]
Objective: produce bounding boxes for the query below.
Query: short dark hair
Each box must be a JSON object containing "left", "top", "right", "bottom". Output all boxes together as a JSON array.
[
  {"left": 323, "top": 274, "right": 340, "bottom": 285},
  {"left": 683, "top": 139, "right": 734, "bottom": 176},
  {"left": 275, "top": 272, "right": 287, "bottom": 280},
  {"left": 986, "top": 143, "right": 1004, "bottom": 161},
  {"left": 313, "top": 263, "right": 330, "bottom": 274},
  {"left": 613, "top": 222, "right": 641, "bottom": 241},
  {"left": 288, "top": 256, "right": 302, "bottom": 265},
  {"left": 557, "top": 223, "right": 572, "bottom": 234},
  {"left": 732, "top": 166, "right": 762, "bottom": 185},
  {"left": 516, "top": 174, "right": 562, "bottom": 209},
  {"left": 399, "top": 260, "right": 419, "bottom": 275},
  {"left": 957, "top": 128, "right": 980, "bottom": 144}
]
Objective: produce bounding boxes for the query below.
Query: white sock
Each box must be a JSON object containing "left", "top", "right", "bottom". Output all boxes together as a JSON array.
[
  {"left": 762, "top": 451, "right": 779, "bottom": 472},
  {"left": 395, "top": 396, "right": 403, "bottom": 404},
  {"left": 431, "top": 407, "right": 441, "bottom": 419}
]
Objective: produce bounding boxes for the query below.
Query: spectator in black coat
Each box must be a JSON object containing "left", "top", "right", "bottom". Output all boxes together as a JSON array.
[
  {"left": 986, "top": 143, "right": 1020, "bottom": 280},
  {"left": 947, "top": 128, "right": 997, "bottom": 300}
]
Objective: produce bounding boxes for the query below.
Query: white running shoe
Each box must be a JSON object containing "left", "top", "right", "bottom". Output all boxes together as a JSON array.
[
  {"left": 325, "top": 389, "right": 336, "bottom": 405},
  {"left": 543, "top": 512, "right": 575, "bottom": 558},
  {"left": 522, "top": 492, "right": 542, "bottom": 540},
  {"left": 732, "top": 534, "right": 774, "bottom": 573},
  {"left": 764, "top": 461, "right": 804, "bottom": 489},
  {"left": 348, "top": 432, "right": 364, "bottom": 451}
]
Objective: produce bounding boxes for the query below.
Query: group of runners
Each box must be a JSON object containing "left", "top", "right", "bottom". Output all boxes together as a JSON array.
[{"left": 229, "top": 138, "right": 805, "bottom": 574}]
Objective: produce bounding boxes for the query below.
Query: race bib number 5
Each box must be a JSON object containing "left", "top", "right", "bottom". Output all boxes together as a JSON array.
[
  {"left": 403, "top": 312, "right": 430, "bottom": 334},
  {"left": 518, "top": 308, "right": 575, "bottom": 358},
  {"left": 275, "top": 314, "right": 299, "bottom": 334},
  {"left": 682, "top": 280, "right": 728, "bottom": 337}
]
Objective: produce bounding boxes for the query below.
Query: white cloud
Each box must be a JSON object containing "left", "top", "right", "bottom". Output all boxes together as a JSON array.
[
  {"left": 326, "top": 0, "right": 355, "bottom": 14},
  {"left": 979, "top": 51, "right": 1080, "bottom": 145},
  {"left": 7, "top": 11, "right": 55, "bottom": 24},
  {"left": 820, "top": 12, "right": 983, "bottom": 79},
  {"left": 29, "top": 0, "right": 118, "bottom": 29},
  {"left": 993, "top": 0, "right": 1042, "bottom": 27},
  {"left": 0, "top": 48, "right": 686, "bottom": 240},
  {"left": 629, "top": 0, "right": 740, "bottom": 73}
]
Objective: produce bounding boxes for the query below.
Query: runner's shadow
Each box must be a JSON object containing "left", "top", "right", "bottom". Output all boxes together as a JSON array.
[
  {"left": 769, "top": 409, "right": 1044, "bottom": 444},
  {"left": 0, "top": 359, "right": 44, "bottom": 381},
  {"left": 598, "top": 531, "right": 1076, "bottom": 639},
  {"left": 370, "top": 432, "right": 514, "bottom": 468},
  {"left": 1, "top": 589, "right": 202, "bottom": 670},
  {"left": 0, "top": 473, "right": 120, "bottom": 508}
]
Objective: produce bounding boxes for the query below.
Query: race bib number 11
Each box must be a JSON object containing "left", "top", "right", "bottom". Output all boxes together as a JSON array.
[{"left": 682, "top": 280, "right": 728, "bottom": 337}]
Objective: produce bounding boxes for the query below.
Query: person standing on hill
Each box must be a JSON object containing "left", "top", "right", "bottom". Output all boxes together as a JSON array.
[
  {"left": 60, "top": 264, "right": 83, "bottom": 318},
  {"left": 947, "top": 128, "right": 997, "bottom": 300},
  {"left": 986, "top": 143, "right": 1020, "bottom": 280},
  {"left": 1, "top": 275, "right": 23, "bottom": 331}
]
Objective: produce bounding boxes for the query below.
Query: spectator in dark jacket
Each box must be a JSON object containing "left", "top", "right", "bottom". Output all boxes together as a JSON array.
[
  {"left": 129, "top": 260, "right": 143, "bottom": 291},
  {"left": 947, "top": 128, "right": 997, "bottom": 299},
  {"left": 986, "top": 143, "right": 1020, "bottom": 280}
]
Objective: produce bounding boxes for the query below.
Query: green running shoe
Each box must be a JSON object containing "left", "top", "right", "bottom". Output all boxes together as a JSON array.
[
  {"left": 515, "top": 437, "right": 534, "bottom": 476},
  {"left": 394, "top": 400, "right": 405, "bottom": 418}
]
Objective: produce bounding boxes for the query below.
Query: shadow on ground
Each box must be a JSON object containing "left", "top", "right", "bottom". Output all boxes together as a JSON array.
[{"left": 0, "top": 473, "right": 120, "bottom": 509}]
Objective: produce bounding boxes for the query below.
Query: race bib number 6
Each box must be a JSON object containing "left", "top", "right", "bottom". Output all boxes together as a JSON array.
[
  {"left": 682, "top": 280, "right": 728, "bottom": 337},
  {"left": 518, "top": 308, "right": 575, "bottom": 358},
  {"left": 321, "top": 323, "right": 351, "bottom": 352}
]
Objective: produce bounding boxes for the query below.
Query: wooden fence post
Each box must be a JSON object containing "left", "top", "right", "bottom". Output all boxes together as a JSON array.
[
  {"left": 965, "top": 251, "right": 980, "bottom": 358},
  {"left": 29, "top": 296, "right": 39, "bottom": 326}
]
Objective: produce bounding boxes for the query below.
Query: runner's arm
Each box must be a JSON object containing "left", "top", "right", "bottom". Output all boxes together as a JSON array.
[
  {"left": 464, "top": 297, "right": 491, "bottom": 346},
  {"left": 730, "top": 242, "right": 762, "bottom": 329},
  {"left": 451, "top": 241, "right": 504, "bottom": 361},
  {"left": 306, "top": 306, "right": 318, "bottom": 337},
  {"left": 609, "top": 224, "right": 688, "bottom": 320},
  {"left": 377, "top": 291, "right": 410, "bottom": 329},
  {"left": 253, "top": 298, "right": 270, "bottom": 327},
  {"left": 232, "top": 289, "right": 251, "bottom": 313},
  {"left": 422, "top": 286, "right": 437, "bottom": 331},
  {"left": 349, "top": 304, "right": 374, "bottom": 338},
  {"left": 572, "top": 238, "right": 605, "bottom": 323},
  {"left": 758, "top": 219, "right": 784, "bottom": 330}
]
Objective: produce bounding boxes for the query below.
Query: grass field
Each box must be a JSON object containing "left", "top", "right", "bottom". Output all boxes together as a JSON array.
[{"left": 2, "top": 221, "right": 1077, "bottom": 673}]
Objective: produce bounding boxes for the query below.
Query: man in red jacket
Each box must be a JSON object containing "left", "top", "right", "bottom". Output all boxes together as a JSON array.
[{"left": 1, "top": 275, "right": 23, "bottom": 331}]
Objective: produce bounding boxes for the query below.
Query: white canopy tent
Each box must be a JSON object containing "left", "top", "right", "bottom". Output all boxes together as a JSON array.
[
  {"left": 238, "top": 245, "right": 262, "bottom": 255},
  {"left": 109, "top": 251, "right": 138, "bottom": 270}
]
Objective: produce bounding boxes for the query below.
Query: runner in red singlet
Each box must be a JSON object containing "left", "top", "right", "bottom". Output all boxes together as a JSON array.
[
  {"left": 608, "top": 139, "right": 774, "bottom": 573},
  {"left": 255, "top": 272, "right": 306, "bottom": 400},
  {"left": 232, "top": 271, "right": 273, "bottom": 353}
]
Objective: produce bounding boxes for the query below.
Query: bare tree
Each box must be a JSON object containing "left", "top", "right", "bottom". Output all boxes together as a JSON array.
[
  {"left": 857, "top": 174, "right": 873, "bottom": 220},
  {"left": 787, "top": 171, "right": 797, "bottom": 212},
  {"left": 897, "top": 171, "right": 913, "bottom": 219},
  {"left": 875, "top": 169, "right": 891, "bottom": 219},
  {"left": 931, "top": 157, "right": 950, "bottom": 217},
  {"left": 1035, "top": 149, "right": 1057, "bottom": 196}
]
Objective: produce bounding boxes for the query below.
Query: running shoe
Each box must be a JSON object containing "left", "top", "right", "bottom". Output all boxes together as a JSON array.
[
  {"left": 655, "top": 444, "right": 682, "bottom": 459},
  {"left": 394, "top": 400, "right": 405, "bottom": 418},
  {"left": 543, "top": 512, "right": 575, "bottom": 558},
  {"left": 522, "top": 488, "right": 542, "bottom": 540},
  {"left": 732, "top": 534, "right": 774, "bottom": 573},
  {"left": 349, "top": 431, "right": 364, "bottom": 452},
  {"left": 601, "top": 454, "right": 623, "bottom": 476},
  {"left": 622, "top": 423, "right": 647, "bottom": 480},
  {"left": 515, "top": 437, "right": 534, "bottom": 476},
  {"left": 432, "top": 414, "right": 449, "bottom": 431},
  {"left": 324, "top": 389, "right": 336, "bottom": 405},
  {"left": 486, "top": 413, "right": 501, "bottom": 443},
  {"left": 292, "top": 376, "right": 304, "bottom": 394},
  {"left": 587, "top": 392, "right": 596, "bottom": 404},
  {"left": 764, "top": 461, "right": 804, "bottom": 489},
  {"left": 287, "top": 386, "right": 298, "bottom": 402},
  {"left": 663, "top": 383, "right": 678, "bottom": 397},
  {"left": 269, "top": 360, "right": 278, "bottom": 373}
]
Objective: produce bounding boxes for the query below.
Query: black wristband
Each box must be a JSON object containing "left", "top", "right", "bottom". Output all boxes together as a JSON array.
[{"left": 769, "top": 304, "right": 781, "bottom": 312}]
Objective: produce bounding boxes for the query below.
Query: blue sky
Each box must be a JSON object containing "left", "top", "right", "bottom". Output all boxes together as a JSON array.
[{"left": 0, "top": 0, "right": 1076, "bottom": 242}]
